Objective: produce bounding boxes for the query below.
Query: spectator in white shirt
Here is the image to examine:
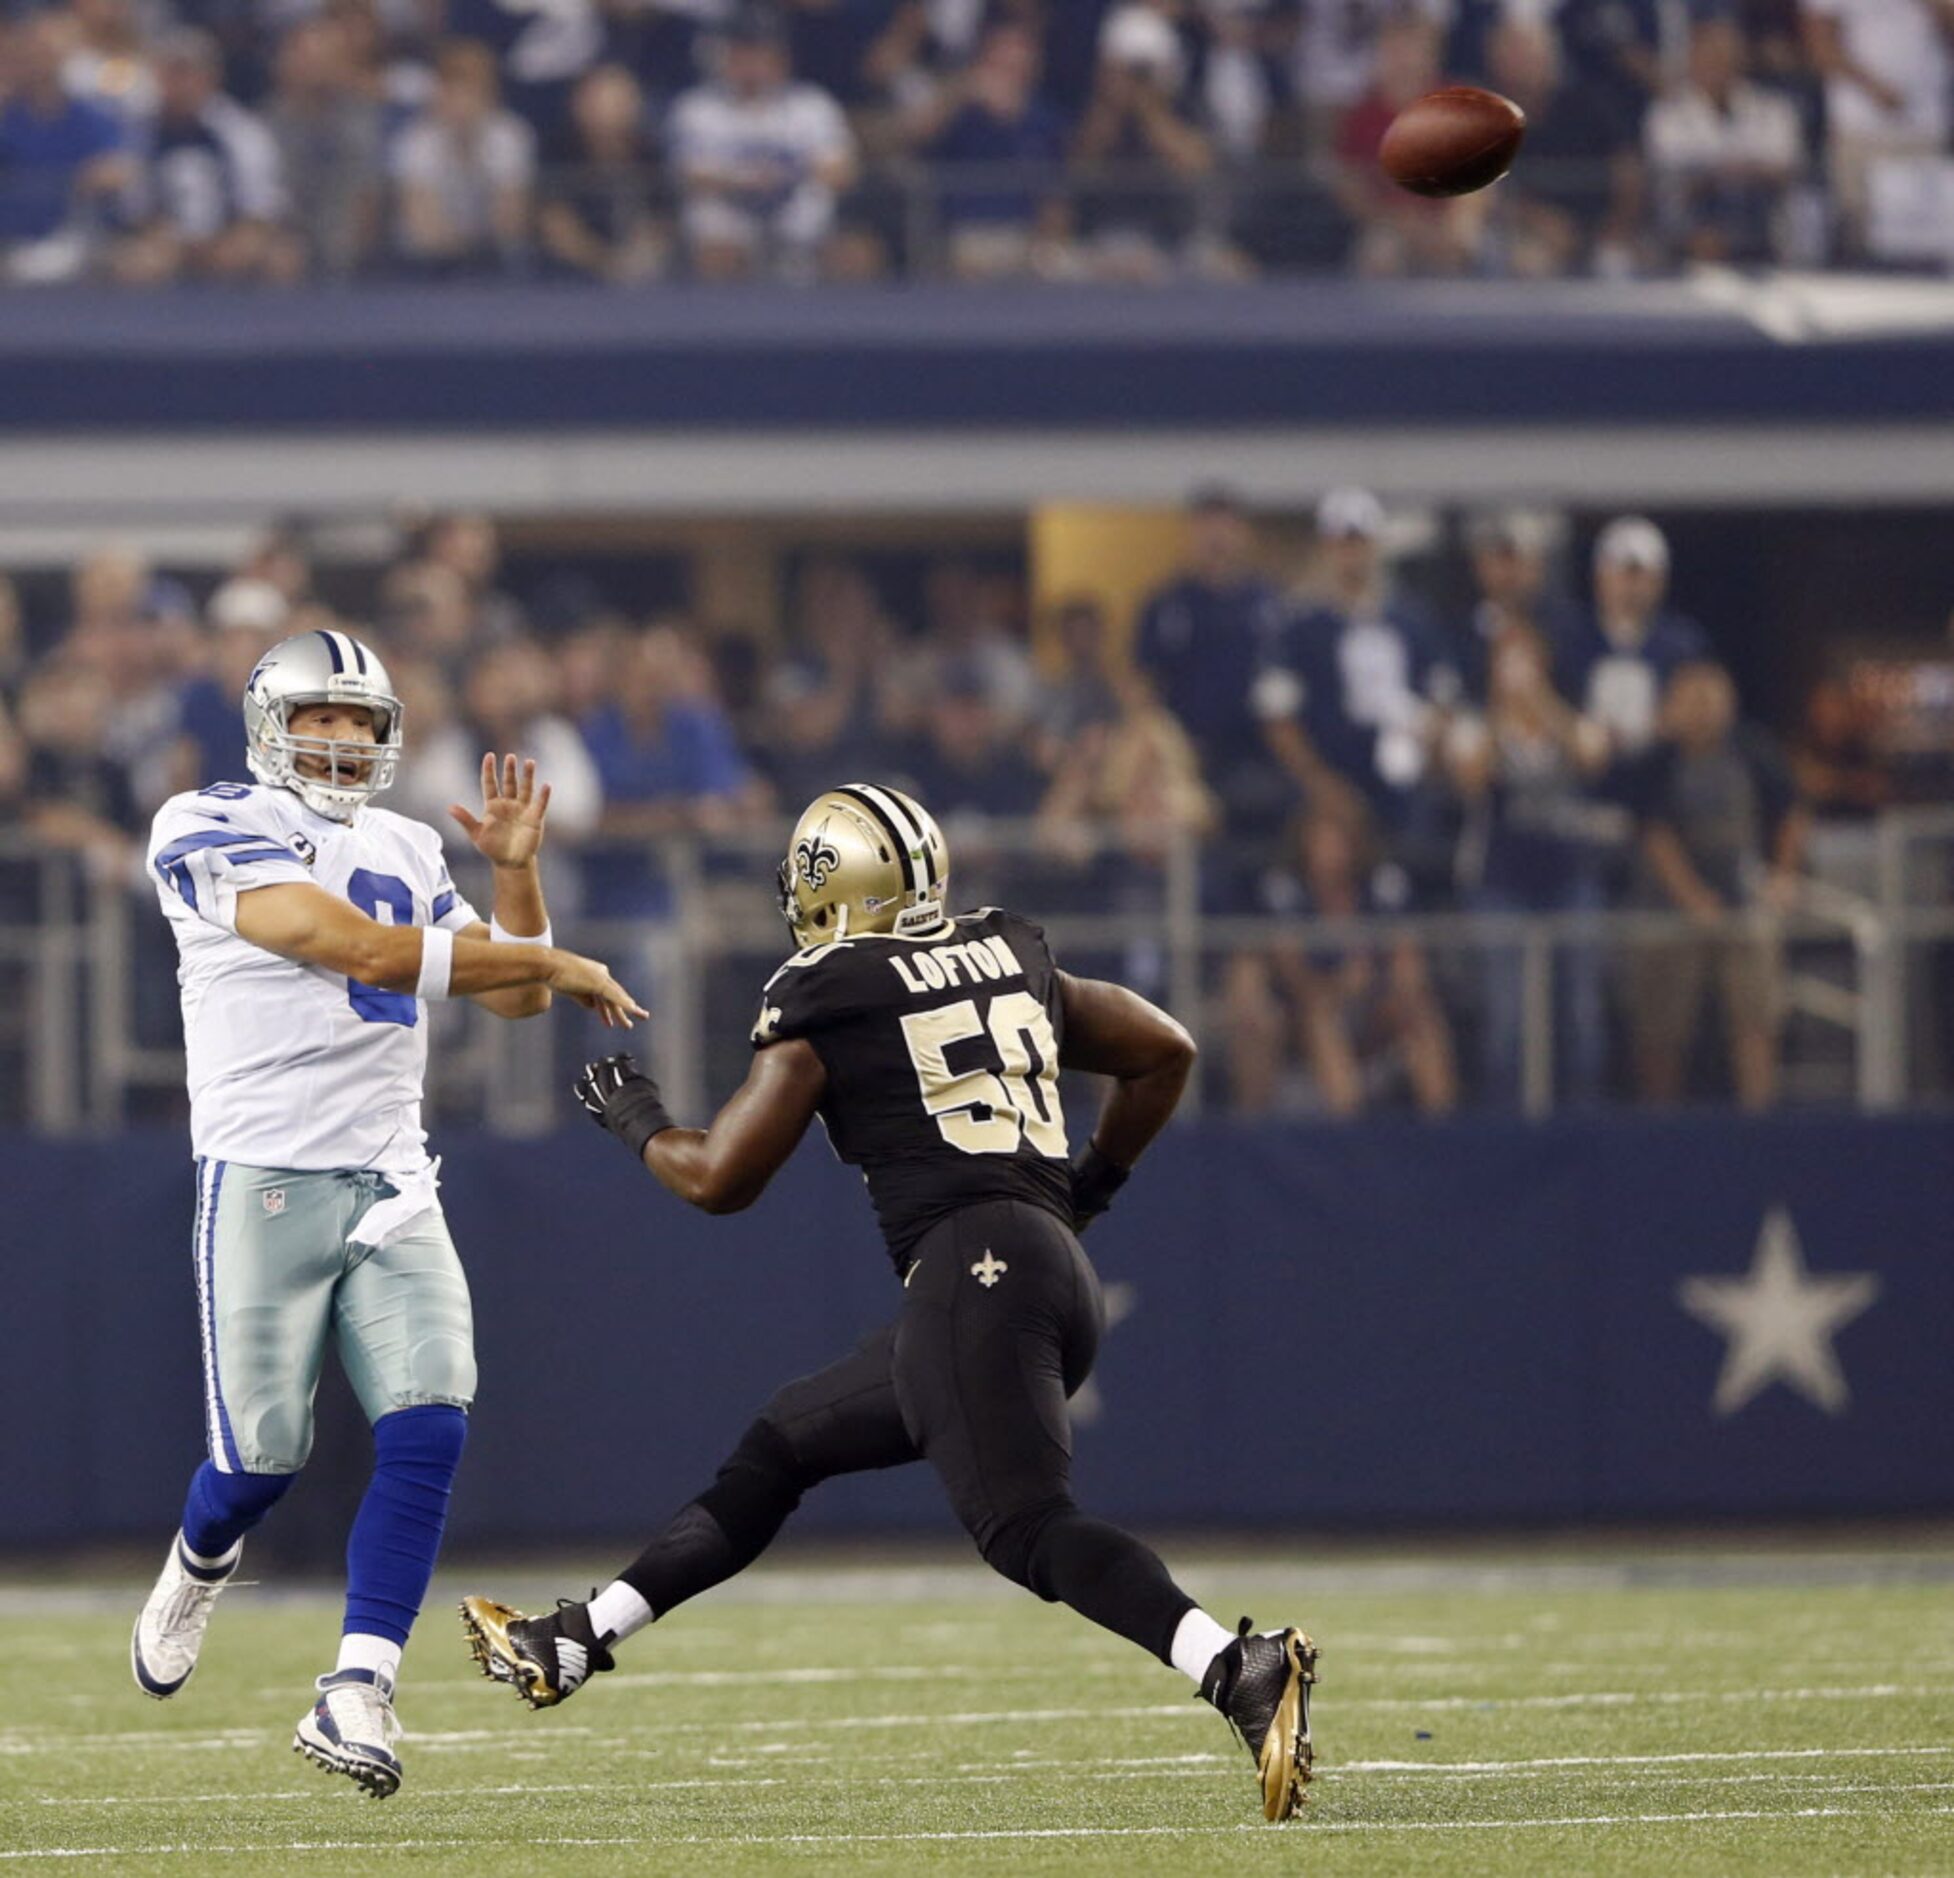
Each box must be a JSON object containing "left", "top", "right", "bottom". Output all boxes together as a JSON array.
[
  {"left": 1802, "top": 0, "right": 1954, "bottom": 246},
  {"left": 114, "top": 29, "right": 294, "bottom": 285},
  {"left": 1645, "top": 17, "right": 1805, "bottom": 265},
  {"left": 392, "top": 37, "right": 535, "bottom": 276},
  {"left": 667, "top": 7, "right": 858, "bottom": 282}
]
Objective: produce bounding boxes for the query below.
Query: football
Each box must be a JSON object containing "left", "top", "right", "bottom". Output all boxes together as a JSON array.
[{"left": 1379, "top": 86, "right": 1527, "bottom": 199}]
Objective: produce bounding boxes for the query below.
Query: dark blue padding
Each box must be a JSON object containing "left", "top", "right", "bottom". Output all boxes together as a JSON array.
[
  {"left": 3, "top": 283, "right": 1953, "bottom": 430},
  {"left": 10, "top": 1116, "right": 1952, "bottom": 1542}
]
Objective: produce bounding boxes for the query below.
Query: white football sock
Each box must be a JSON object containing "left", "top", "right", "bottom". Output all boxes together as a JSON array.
[
  {"left": 1170, "top": 1608, "right": 1238, "bottom": 1686},
  {"left": 587, "top": 1580, "right": 655, "bottom": 1646},
  {"left": 335, "top": 1632, "right": 403, "bottom": 1687}
]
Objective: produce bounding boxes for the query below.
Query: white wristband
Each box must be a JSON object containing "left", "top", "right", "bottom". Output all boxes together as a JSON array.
[
  {"left": 416, "top": 925, "right": 455, "bottom": 1002},
  {"left": 490, "top": 917, "right": 553, "bottom": 949}
]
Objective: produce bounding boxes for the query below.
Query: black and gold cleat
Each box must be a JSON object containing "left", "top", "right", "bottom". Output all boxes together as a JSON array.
[
  {"left": 1200, "top": 1616, "right": 1319, "bottom": 1821},
  {"left": 459, "top": 1595, "right": 613, "bottom": 1710}
]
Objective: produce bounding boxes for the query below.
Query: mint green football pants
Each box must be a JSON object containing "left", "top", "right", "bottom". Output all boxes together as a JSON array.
[{"left": 192, "top": 1160, "right": 477, "bottom": 1475}]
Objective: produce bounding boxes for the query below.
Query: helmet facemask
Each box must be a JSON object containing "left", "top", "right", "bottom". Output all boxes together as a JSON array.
[{"left": 242, "top": 632, "right": 403, "bottom": 822}]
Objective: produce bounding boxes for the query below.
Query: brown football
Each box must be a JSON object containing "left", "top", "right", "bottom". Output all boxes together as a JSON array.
[{"left": 1379, "top": 86, "right": 1527, "bottom": 199}]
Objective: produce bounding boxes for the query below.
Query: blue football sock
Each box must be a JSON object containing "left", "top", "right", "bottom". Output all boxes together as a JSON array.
[
  {"left": 343, "top": 1404, "right": 468, "bottom": 1648},
  {"left": 180, "top": 1461, "right": 295, "bottom": 1559}
]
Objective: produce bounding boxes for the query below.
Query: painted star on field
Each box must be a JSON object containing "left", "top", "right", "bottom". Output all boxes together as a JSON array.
[{"left": 1677, "top": 1207, "right": 1881, "bottom": 1417}]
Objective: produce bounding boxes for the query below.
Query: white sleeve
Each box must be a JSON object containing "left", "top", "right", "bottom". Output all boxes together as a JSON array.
[
  {"left": 423, "top": 833, "right": 483, "bottom": 932},
  {"left": 1756, "top": 94, "right": 1803, "bottom": 170},
  {"left": 228, "top": 110, "right": 289, "bottom": 221},
  {"left": 802, "top": 88, "right": 853, "bottom": 164},
  {"left": 149, "top": 796, "right": 312, "bottom": 934},
  {"left": 486, "top": 114, "right": 536, "bottom": 189},
  {"left": 1643, "top": 97, "right": 1686, "bottom": 166},
  {"left": 669, "top": 90, "right": 716, "bottom": 165},
  {"left": 391, "top": 121, "right": 439, "bottom": 184},
  {"left": 1251, "top": 665, "right": 1306, "bottom": 722}
]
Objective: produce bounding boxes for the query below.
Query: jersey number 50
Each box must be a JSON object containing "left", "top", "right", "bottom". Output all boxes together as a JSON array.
[{"left": 900, "top": 991, "right": 1066, "bottom": 1158}]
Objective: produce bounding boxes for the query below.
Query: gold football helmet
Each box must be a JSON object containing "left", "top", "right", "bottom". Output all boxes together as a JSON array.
[{"left": 777, "top": 784, "right": 950, "bottom": 948}]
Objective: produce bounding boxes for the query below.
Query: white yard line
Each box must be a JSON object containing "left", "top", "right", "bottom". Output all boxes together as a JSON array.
[
  {"left": 0, "top": 1806, "right": 1918, "bottom": 1860},
  {"left": 24, "top": 1773, "right": 1954, "bottom": 1818},
  {"left": 6, "top": 1682, "right": 1947, "bottom": 1759},
  {"left": 1343, "top": 1745, "right": 1953, "bottom": 1772},
  {"left": 1355, "top": 1682, "right": 1951, "bottom": 1711}
]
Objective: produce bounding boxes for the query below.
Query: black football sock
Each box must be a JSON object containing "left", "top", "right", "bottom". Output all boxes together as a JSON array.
[
  {"left": 988, "top": 1500, "right": 1197, "bottom": 1666},
  {"left": 617, "top": 1420, "right": 806, "bottom": 1618}
]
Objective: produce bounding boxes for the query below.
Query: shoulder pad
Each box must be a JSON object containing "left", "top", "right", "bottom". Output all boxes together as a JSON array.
[
  {"left": 151, "top": 782, "right": 288, "bottom": 850},
  {"left": 752, "top": 941, "right": 863, "bottom": 1047}
]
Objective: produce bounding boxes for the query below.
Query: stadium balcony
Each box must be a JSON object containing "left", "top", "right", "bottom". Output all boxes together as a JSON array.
[{"left": 6, "top": 811, "right": 1953, "bottom": 1133}]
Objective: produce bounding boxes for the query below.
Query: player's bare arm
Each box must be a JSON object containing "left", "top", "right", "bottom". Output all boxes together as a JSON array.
[
  {"left": 1056, "top": 970, "right": 1197, "bottom": 1228},
  {"left": 575, "top": 1039, "right": 827, "bottom": 1215},
  {"left": 449, "top": 752, "right": 557, "bottom": 1020},
  {"left": 232, "top": 881, "right": 646, "bottom": 1027}
]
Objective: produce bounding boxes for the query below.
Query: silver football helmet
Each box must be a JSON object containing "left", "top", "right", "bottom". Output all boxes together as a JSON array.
[{"left": 242, "top": 628, "right": 403, "bottom": 822}]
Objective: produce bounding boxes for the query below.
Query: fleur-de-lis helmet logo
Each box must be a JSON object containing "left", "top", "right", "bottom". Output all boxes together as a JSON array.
[{"left": 795, "top": 834, "right": 842, "bottom": 892}]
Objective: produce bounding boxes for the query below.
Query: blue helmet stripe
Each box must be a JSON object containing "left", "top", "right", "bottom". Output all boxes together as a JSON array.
[{"left": 317, "top": 629, "right": 345, "bottom": 675}]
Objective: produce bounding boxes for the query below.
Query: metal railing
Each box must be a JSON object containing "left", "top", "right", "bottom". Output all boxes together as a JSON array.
[
  {"left": 3, "top": 152, "right": 1780, "bottom": 291},
  {"left": 7, "top": 807, "right": 1951, "bottom": 1133}
]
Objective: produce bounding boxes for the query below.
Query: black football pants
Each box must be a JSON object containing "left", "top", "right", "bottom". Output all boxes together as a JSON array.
[{"left": 616, "top": 1199, "right": 1196, "bottom": 1664}]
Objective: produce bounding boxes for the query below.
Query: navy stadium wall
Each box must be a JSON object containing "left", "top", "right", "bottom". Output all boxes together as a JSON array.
[
  {"left": 4, "top": 1114, "right": 1949, "bottom": 1549},
  {"left": 3, "top": 281, "right": 1954, "bottom": 430}
]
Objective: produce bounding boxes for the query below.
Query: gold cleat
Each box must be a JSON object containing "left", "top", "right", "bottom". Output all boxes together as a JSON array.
[
  {"left": 1201, "top": 1618, "right": 1319, "bottom": 1822},
  {"left": 1259, "top": 1629, "right": 1319, "bottom": 1821},
  {"left": 460, "top": 1594, "right": 611, "bottom": 1709}
]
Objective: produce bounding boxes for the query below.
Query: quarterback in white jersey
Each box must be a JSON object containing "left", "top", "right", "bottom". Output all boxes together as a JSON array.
[{"left": 131, "top": 626, "right": 642, "bottom": 1799}]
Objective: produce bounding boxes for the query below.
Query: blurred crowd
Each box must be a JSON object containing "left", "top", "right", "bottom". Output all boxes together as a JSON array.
[
  {"left": 6, "top": 496, "right": 1952, "bottom": 1118},
  {"left": 2, "top": 0, "right": 1952, "bottom": 288}
]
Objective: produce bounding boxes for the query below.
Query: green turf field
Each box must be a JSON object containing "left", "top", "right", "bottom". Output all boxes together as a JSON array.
[{"left": 3, "top": 1541, "right": 1952, "bottom": 1875}]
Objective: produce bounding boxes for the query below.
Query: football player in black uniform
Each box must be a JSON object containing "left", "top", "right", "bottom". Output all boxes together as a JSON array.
[{"left": 461, "top": 783, "right": 1318, "bottom": 1820}]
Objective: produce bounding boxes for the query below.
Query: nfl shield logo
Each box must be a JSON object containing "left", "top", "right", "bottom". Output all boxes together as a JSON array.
[{"left": 263, "top": 1189, "right": 287, "bottom": 1217}]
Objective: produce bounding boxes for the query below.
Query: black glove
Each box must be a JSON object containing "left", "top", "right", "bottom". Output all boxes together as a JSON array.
[
  {"left": 574, "top": 1053, "right": 675, "bottom": 1161},
  {"left": 1070, "top": 1141, "right": 1130, "bottom": 1235}
]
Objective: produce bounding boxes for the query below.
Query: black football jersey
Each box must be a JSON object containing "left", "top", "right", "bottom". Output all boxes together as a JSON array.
[{"left": 751, "top": 907, "right": 1073, "bottom": 1265}]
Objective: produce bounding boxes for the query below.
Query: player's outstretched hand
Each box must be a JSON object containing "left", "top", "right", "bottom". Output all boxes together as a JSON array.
[
  {"left": 574, "top": 1053, "right": 632, "bottom": 1127},
  {"left": 451, "top": 754, "right": 552, "bottom": 870},
  {"left": 574, "top": 1053, "right": 675, "bottom": 1159},
  {"left": 547, "top": 951, "right": 649, "bottom": 1029}
]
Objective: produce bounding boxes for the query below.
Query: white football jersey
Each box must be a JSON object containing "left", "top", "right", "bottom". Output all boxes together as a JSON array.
[
  {"left": 148, "top": 781, "right": 480, "bottom": 1174},
  {"left": 667, "top": 82, "right": 852, "bottom": 191}
]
